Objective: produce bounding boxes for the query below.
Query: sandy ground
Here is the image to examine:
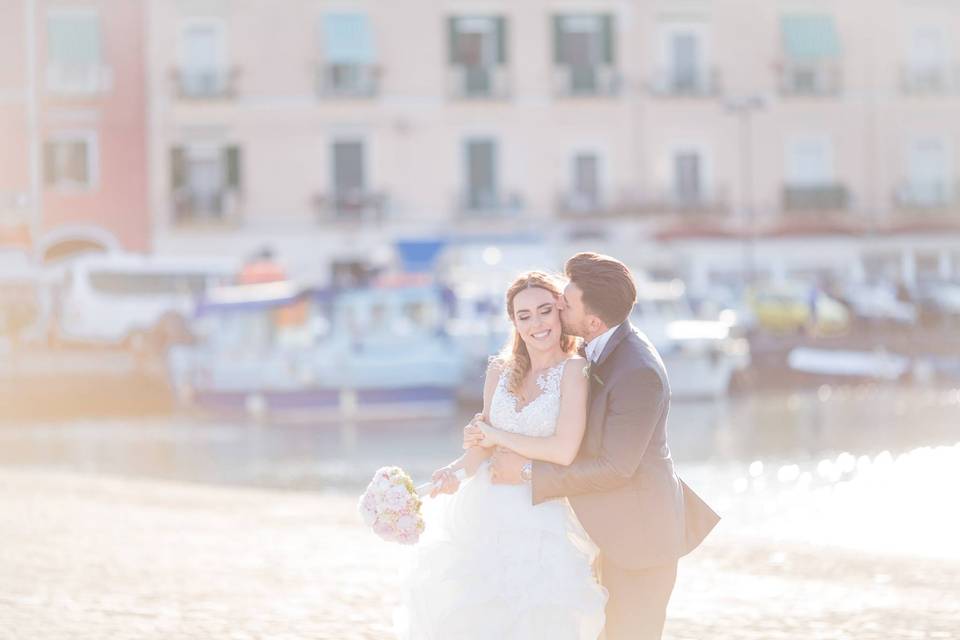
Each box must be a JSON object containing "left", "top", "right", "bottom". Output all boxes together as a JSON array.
[{"left": 0, "top": 468, "right": 957, "bottom": 640}]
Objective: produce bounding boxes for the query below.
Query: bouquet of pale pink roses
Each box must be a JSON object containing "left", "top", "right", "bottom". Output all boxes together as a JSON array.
[{"left": 357, "top": 466, "right": 465, "bottom": 545}]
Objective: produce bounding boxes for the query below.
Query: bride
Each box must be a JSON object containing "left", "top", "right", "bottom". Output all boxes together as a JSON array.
[{"left": 395, "top": 271, "right": 607, "bottom": 639}]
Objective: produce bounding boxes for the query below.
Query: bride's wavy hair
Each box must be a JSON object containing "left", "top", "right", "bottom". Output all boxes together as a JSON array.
[{"left": 493, "top": 271, "right": 577, "bottom": 400}]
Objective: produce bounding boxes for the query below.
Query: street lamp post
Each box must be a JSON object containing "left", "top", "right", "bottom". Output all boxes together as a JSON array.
[{"left": 724, "top": 95, "right": 765, "bottom": 286}]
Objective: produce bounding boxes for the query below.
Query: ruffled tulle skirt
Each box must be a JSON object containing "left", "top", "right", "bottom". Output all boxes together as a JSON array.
[{"left": 395, "top": 461, "right": 607, "bottom": 639}]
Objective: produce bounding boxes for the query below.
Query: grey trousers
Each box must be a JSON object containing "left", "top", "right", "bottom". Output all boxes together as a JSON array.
[{"left": 599, "top": 557, "right": 678, "bottom": 640}]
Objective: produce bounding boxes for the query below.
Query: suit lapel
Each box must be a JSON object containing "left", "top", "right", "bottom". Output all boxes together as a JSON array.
[
  {"left": 585, "top": 322, "right": 632, "bottom": 418},
  {"left": 593, "top": 321, "right": 633, "bottom": 370}
]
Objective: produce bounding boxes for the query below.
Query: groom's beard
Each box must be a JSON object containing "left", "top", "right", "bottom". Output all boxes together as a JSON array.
[{"left": 560, "top": 315, "right": 585, "bottom": 339}]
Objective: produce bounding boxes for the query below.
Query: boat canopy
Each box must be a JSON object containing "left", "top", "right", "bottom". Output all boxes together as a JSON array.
[{"left": 195, "top": 281, "right": 332, "bottom": 316}]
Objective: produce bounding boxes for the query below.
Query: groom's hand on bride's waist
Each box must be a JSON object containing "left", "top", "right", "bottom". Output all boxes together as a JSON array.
[{"left": 489, "top": 448, "right": 530, "bottom": 485}]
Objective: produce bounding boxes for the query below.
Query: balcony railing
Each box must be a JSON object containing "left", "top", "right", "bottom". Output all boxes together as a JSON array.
[
  {"left": 779, "top": 62, "right": 842, "bottom": 97},
  {"left": 316, "top": 63, "right": 380, "bottom": 98},
  {"left": 554, "top": 64, "right": 621, "bottom": 97},
  {"left": 900, "top": 66, "right": 960, "bottom": 96},
  {"left": 314, "top": 190, "right": 387, "bottom": 224},
  {"left": 457, "top": 190, "right": 525, "bottom": 218},
  {"left": 173, "top": 67, "right": 240, "bottom": 99},
  {"left": 45, "top": 64, "right": 113, "bottom": 96},
  {"left": 782, "top": 184, "right": 849, "bottom": 211},
  {"left": 647, "top": 67, "right": 722, "bottom": 98},
  {"left": 172, "top": 188, "right": 242, "bottom": 224},
  {"left": 894, "top": 181, "right": 959, "bottom": 211},
  {"left": 448, "top": 65, "right": 510, "bottom": 100},
  {"left": 556, "top": 189, "right": 729, "bottom": 219}
]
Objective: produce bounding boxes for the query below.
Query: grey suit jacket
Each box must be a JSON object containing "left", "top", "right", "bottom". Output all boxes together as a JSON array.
[{"left": 532, "top": 322, "right": 719, "bottom": 570}]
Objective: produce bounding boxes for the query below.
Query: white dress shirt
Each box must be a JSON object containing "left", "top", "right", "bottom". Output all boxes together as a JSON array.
[{"left": 584, "top": 322, "right": 623, "bottom": 363}]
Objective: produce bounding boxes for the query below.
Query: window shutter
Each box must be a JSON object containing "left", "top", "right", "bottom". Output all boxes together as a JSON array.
[
  {"left": 495, "top": 17, "right": 507, "bottom": 64},
  {"left": 601, "top": 14, "right": 615, "bottom": 64},
  {"left": 170, "top": 147, "right": 185, "bottom": 191},
  {"left": 225, "top": 146, "right": 242, "bottom": 190},
  {"left": 44, "top": 142, "right": 57, "bottom": 186},
  {"left": 553, "top": 16, "right": 564, "bottom": 64},
  {"left": 448, "top": 17, "right": 459, "bottom": 64}
]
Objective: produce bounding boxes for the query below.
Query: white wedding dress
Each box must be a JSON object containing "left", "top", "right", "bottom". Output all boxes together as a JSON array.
[{"left": 396, "top": 359, "right": 607, "bottom": 639}]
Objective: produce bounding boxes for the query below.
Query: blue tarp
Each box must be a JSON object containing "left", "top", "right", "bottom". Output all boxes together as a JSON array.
[{"left": 395, "top": 240, "right": 446, "bottom": 273}]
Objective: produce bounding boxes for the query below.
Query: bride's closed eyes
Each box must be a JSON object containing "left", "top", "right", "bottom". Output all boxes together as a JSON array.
[{"left": 516, "top": 303, "right": 555, "bottom": 322}]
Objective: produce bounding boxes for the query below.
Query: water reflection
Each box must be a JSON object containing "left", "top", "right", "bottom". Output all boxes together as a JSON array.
[
  {"left": 712, "top": 443, "right": 960, "bottom": 561},
  {"left": 0, "top": 385, "right": 956, "bottom": 492}
]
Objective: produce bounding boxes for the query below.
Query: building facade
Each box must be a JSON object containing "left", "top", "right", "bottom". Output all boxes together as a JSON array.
[
  {"left": 2, "top": 0, "right": 151, "bottom": 262},
  {"left": 147, "top": 0, "right": 960, "bottom": 283}
]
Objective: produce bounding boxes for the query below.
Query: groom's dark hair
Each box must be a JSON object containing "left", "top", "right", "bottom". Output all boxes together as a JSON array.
[{"left": 565, "top": 252, "right": 637, "bottom": 327}]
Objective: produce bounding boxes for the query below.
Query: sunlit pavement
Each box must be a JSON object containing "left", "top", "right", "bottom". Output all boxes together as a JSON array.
[{"left": 1, "top": 453, "right": 958, "bottom": 639}]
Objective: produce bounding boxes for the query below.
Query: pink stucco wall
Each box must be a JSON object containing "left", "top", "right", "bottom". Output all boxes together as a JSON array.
[{"left": 38, "top": 0, "right": 150, "bottom": 252}]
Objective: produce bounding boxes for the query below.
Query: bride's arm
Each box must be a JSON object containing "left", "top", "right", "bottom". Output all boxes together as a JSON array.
[
  {"left": 440, "top": 359, "right": 501, "bottom": 477},
  {"left": 470, "top": 359, "right": 589, "bottom": 466}
]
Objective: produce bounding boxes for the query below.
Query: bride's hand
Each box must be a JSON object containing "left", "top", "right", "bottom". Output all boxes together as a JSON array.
[
  {"left": 430, "top": 466, "right": 460, "bottom": 497},
  {"left": 463, "top": 421, "right": 497, "bottom": 449}
]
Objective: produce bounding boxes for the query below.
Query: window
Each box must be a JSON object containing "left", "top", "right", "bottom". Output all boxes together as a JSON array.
[
  {"left": 905, "top": 25, "right": 951, "bottom": 93},
  {"left": 89, "top": 272, "right": 210, "bottom": 296},
  {"left": 780, "top": 14, "right": 842, "bottom": 96},
  {"left": 671, "top": 33, "right": 701, "bottom": 91},
  {"left": 906, "top": 138, "right": 952, "bottom": 206},
  {"left": 553, "top": 14, "right": 616, "bottom": 95},
  {"left": 320, "top": 14, "right": 377, "bottom": 96},
  {"left": 785, "top": 136, "right": 833, "bottom": 186},
  {"left": 46, "top": 9, "right": 106, "bottom": 94},
  {"left": 331, "top": 140, "right": 367, "bottom": 212},
  {"left": 44, "top": 132, "right": 97, "bottom": 189},
  {"left": 572, "top": 153, "right": 601, "bottom": 208},
  {"left": 448, "top": 16, "right": 507, "bottom": 97},
  {"left": 465, "top": 139, "right": 498, "bottom": 210},
  {"left": 673, "top": 151, "right": 703, "bottom": 204},
  {"left": 784, "top": 136, "right": 847, "bottom": 210},
  {"left": 171, "top": 145, "right": 241, "bottom": 221},
  {"left": 178, "top": 21, "right": 229, "bottom": 97}
]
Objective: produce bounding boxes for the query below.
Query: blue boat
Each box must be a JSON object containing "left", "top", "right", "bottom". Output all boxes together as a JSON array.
[{"left": 167, "top": 278, "right": 464, "bottom": 420}]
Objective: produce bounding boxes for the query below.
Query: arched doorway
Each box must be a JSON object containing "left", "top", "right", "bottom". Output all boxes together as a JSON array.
[{"left": 37, "top": 226, "right": 122, "bottom": 264}]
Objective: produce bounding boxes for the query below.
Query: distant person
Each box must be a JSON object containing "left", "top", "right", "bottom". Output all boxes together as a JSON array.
[
  {"left": 807, "top": 281, "right": 820, "bottom": 334},
  {"left": 238, "top": 247, "right": 286, "bottom": 284},
  {"left": 395, "top": 253, "right": 719, "bottom": 640}
]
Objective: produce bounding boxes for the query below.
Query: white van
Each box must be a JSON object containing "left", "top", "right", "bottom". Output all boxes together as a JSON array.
[{"left": 50, "top": 253, "right": 235, "bottom": 346}]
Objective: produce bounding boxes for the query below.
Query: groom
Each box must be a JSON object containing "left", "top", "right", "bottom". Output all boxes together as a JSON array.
[{"left": 489, "top": 252, "right": 719, "bottom": 640}]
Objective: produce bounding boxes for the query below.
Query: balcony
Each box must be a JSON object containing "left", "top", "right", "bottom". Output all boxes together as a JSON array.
[
  {"left": 172, "top": 188, "right": 242, "bottom": 224},
  {"left": 779, "top": 62, "right": 842, "bottom": 97},
  {"left": 45, "top": 64, "right": 113, "bottom": 96},
  {"left": 894, "top": 182, "right": 959, "bottom": 211},
  {"left": 448, "top": 65, "right": 510, "bottom": 100},
  {"left": 172, "top": 67, "right": 240, "bottom": 100},
  {"left": 554, "top": 64, "right": 621, "bottom": 98},
  {"left": 556, "top": 189, "right": 729, "bottom": 219},
  {"left": 316, "top": 63, "right": 380, "bottom": 99},
  {"left": 647, "top": 67, "right": 722, "bottom": 98},
  {"left": 314, "top": 190, "right": 387, "bottom": 225},
  {"left": 782, "top": 184, "right": 849, "bottom": 212},
  {"left": 456, "top": 190, "right": 524, "bottom": 218},
  {"left": 900, "top": 66, "right": 960, "bottom": 96}
]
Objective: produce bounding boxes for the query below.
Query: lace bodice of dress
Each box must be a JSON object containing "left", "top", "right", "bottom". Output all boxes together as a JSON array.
[{"left": 488, "top": 359, "right": 569, "bottom": 438}]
